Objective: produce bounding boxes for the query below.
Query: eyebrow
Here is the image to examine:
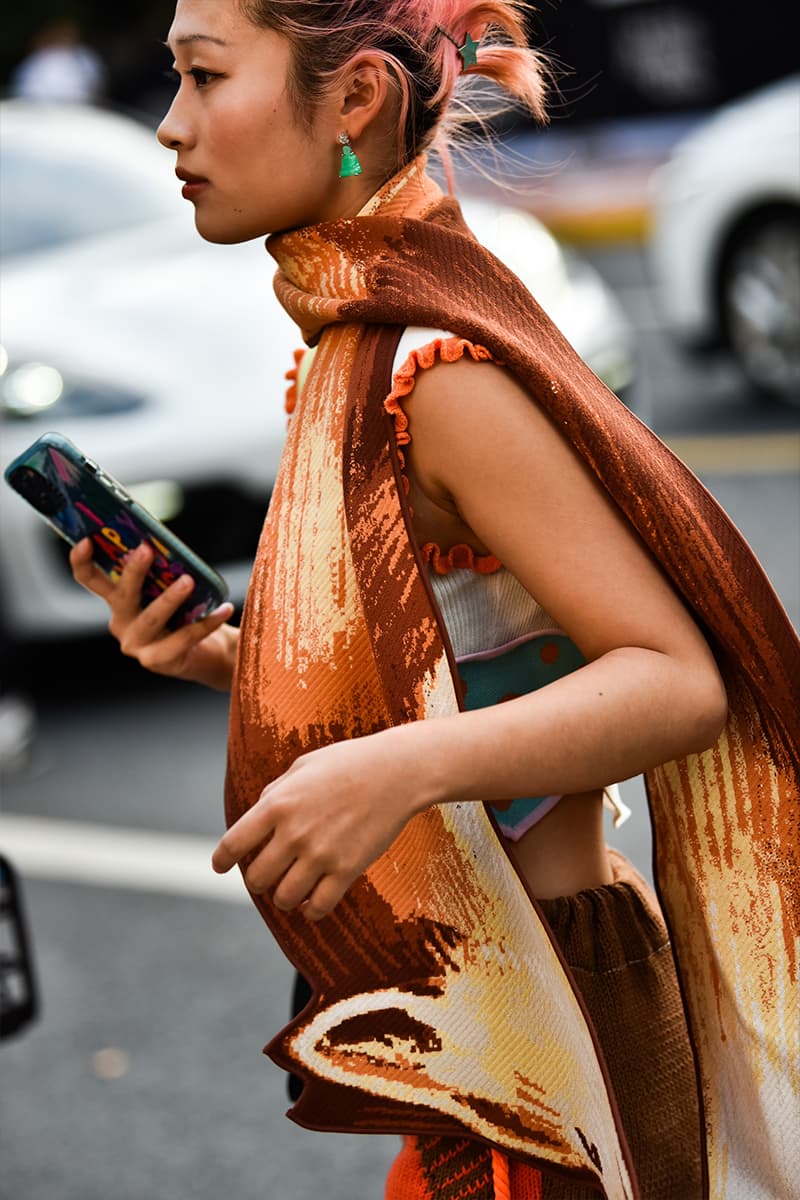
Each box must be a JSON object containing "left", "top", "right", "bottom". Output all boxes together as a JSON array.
[{"left": 164, "top": 34, "right": 229, "bottom": 49}]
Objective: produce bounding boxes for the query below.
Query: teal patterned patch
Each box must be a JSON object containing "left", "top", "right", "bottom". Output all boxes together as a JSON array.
[{"left": 458, "top": 634, "right": 586, "bottom": 838}]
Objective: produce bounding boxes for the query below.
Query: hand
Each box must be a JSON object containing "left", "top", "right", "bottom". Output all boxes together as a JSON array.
[
  {"left": 69, "top": 537, "right": 236, "bottom": 688},
  {"left": 212, "top": 729, "right": 433, "bottom": 920}
]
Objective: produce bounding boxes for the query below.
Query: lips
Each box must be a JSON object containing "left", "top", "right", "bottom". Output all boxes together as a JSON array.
[
  {"left": 175, "top": 168, "right": 209, "bottom": 200},
  {"left": 176, "top": 168, "right": 208, "bottom": 185}
]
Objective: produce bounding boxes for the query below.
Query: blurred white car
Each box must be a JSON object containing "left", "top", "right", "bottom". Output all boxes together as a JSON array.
[
  {"left": 0, "top": 101, "right": 634, "bottom": 641},
  {"left": 649, "top": 75, "right": 800, "bottom": 403}
]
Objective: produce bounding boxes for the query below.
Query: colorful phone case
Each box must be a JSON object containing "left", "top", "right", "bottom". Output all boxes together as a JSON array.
[{"left": 3, "top": 432, "right": 229, "bottom": 629}]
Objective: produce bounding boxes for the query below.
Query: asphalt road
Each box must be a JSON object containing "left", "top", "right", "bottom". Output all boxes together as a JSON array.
[{"left": 1, "top": 243, "right": 798, "bottom": 1200}]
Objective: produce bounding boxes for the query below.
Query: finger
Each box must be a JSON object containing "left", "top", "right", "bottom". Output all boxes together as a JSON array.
[
  {"left": 212, "top": 802, "right": 278, "bottom": 874},
  {"left": 201, "top": 600, "right": 235, "bottom": 627},
  {"left": 72, "top": 538, "right": 153, "bottom": 612},
  {"left": 133, "top": 600, "right": 234, "bottom": 672},
  {"left": 142, "top": 598, "right": 235, "bottom": 654},
  {"left": 271, "top": 859, "right": 323, "bottom": 911},
  {"left": 110, "top": 542, "right": 159, "bottom": 618},
  {"left": 113, "top": 571, "right": 195, "bottom": 645},
  {"left": 69, "top": 536, "right": 94, "bottom": 567},
  {"left": 242, "top": 832, "right": 295, "bottom": 895},
  {"left": 69, "top": 537, "right": 116, "bottom": 599},
  {"left": 302, "top": 874, "right": 351, "bottom": 922}
]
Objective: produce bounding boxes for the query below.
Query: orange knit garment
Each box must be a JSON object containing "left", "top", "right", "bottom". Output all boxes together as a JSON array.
[
  {"left": 224, "top": 156, "right": 799, "bottom": 1198},
  {"left": 384, "top": 1137, "right": 543, "bottom": 1200}
]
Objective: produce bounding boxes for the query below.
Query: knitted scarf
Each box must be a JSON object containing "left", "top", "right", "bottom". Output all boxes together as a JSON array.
[{"left": 224, "top": 161, "right": 799, "bottom": 1199}]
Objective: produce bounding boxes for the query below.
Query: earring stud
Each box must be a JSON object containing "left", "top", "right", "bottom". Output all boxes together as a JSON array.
[{"left": 337, "top": 132, "right": 362, "bottom": 178}]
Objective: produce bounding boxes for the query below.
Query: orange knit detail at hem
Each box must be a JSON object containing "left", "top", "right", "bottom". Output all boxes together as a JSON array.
[
  {"left": 385, "top": 335, "right": 502, "bottom": 576},
  {"left": 491, "top": 1150, "right": 511, "bottom": 1199}
]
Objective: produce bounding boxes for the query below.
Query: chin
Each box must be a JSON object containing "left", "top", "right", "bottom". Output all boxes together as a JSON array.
[{"left": 193, "top": 214, "right": 268, "bottom": 245}]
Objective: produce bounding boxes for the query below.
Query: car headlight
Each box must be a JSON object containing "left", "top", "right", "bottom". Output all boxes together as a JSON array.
[{"left": 0, "top": 346, "right": 144, "bottom": 418}]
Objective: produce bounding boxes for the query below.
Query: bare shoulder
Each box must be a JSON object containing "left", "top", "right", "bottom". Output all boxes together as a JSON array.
[
  {"left": 403, "top": 352, "right": 719, "bottom": 669},
  {"left": 402, "top": 350, "right": 604, "bottom": 547},
  {"left": 401, "top": 351, "right": 561, "bottom": 502}
]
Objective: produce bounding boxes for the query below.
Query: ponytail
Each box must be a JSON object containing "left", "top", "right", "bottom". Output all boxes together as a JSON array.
[{"left": 429, "top": 2, "right": 548, "bottom": 127}]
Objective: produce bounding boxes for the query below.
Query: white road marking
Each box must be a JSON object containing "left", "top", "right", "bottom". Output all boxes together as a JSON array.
[
  {"left": 0, "top": 813, "right": 250, "bottom": 904},
  {"left": 666, "top": 431, "right": 800, "bottom": 476}
]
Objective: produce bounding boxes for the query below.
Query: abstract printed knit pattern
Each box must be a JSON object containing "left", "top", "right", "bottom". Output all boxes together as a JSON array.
[{"left": 224, "top": 160, "right": 800, "bottom": 1198}]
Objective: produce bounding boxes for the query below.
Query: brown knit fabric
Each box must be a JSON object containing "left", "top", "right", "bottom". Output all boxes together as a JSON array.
[{"left": 537, "top": 851, "right": 704, "bottom": 1200}]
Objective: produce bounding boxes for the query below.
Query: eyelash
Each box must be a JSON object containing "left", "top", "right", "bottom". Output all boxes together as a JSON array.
[{"left": 164, "top": 67, "right": 218, "bottom": 90}]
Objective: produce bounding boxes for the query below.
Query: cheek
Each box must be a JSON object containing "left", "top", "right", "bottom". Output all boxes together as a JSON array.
[{"left": 220, "top": 110, "right": 294, "bottom": 189}]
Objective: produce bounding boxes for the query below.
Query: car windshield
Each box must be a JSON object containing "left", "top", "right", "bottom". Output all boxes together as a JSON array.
[{"left": 1, "top": 145, "right": 177, "bottom": 258}]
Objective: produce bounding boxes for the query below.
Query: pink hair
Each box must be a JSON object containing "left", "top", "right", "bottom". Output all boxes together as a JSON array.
[{"left": 238, "top": 1, "right": 549, "bottom": 167}]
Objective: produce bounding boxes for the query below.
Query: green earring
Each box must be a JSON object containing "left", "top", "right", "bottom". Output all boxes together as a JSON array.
[{"left": 337, "top": 132, "right": 362, "bottom": 178}]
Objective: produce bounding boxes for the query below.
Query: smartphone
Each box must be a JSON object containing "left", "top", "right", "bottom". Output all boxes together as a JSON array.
[{"left": 3, "top": 432, "right": 229, "bottom": 629}]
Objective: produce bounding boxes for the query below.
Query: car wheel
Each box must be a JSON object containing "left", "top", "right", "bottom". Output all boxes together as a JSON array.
[{"left": 719, "top": 209, "right": 800, "bottom": 404}]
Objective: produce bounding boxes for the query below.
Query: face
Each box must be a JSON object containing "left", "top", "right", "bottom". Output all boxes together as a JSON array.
[{"left": 158, "top": 0, "right": 350, "bottom": 242}]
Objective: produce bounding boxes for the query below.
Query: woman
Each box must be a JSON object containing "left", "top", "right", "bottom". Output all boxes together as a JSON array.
[{"left": 70, "top": 3, "right": 799, "bottom": 1198}]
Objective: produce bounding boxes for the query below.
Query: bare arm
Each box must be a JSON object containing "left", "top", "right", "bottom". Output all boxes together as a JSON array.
[
  {"left": 213, "top": 358, "right": 727, "bottom": 917},
  {"left": 69, "top": 537, "right": 238, "bottom": 691},
  {"left": 398, "top": 355, "right": 728, "bottom": 801}
]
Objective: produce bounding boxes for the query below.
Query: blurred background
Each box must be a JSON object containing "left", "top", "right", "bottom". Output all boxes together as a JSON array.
[{"left": 1, "top": 3, "right": 798, "bottom": 1198}]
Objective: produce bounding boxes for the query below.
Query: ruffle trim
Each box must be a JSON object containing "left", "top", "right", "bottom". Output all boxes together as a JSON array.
[
  {"left": 422, "top": 542, "right": 502, "bottom": 575},
  {"left": 384, "top": 336, "right": 502, "bottom": 576}
]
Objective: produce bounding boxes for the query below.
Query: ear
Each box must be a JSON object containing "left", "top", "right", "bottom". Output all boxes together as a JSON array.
[{"left": 337, "top": 53, "right": 393, "bottom": 140}]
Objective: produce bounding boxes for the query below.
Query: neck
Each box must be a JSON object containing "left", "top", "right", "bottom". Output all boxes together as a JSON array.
[{"left": 265, "top": 157, "right": 447, "bottom": 344}]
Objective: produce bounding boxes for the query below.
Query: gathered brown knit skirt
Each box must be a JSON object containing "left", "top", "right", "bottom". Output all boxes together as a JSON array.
[
  {"left": 533, "top": 849, "right": 704, "bottom": 1200},
  {"left": 294, "top": 850, "right": 704, "bottom": 1199}
]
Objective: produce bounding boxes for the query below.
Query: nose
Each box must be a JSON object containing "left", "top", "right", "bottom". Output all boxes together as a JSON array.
[{"left": 157, "top": 91, "right": 194, "bottom": 151}]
